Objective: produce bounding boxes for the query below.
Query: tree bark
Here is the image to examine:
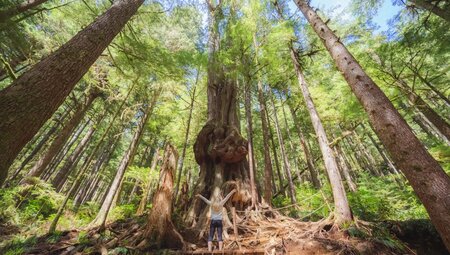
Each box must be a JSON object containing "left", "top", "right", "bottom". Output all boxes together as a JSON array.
[
  {"left": 281, "top": 98, "right": 303, "bottom": 181},
  {"left": 0, "top": 0, "right": 48, "bottom": 23},
  {"left": 91, "top": 93, "right": 158, "bottom": 228},
  {"left": 288, "top": 102, "right": 321, "bottom": 189},
  {"left": 289, "top": 45, "right": 352, "bottom": 223},
  {"left": 244, "top": 80, "right": 258, "bottom": 208},
  {"left": 265, "top": 101, "right": 284, "bottom": 193},
  {"left": 294, "top": 0, "right": 450, "bottom": 248},
  {"left": 0, "top": 0, "right": 144, "bottom": 186},
  {"left": 7, "top": 115, "right": 62, "bottom": 183},
  {"left": 143, "top": 144, "right": 184, "bottom": 249},
  {"left": 333, "top": 142, "right": 357, "bottom": 192},
  {"left": 256, "top": 80, "right": 275, "bottom": 204},
  {"left": 185, "top": 1, "right": 251, "bottom": 237},
  {"left": 21, "top": 91, "right": 99, "bottom": 182},
  {"left": 51, "top": 124, "right": 96, "bottom": 190},
  {"left": 407, "top": 66, "right": 450, "bottom": 107},
  {"left": 174, "top": 80, "right": 197, "bottom": 202},
  {"left": 396, "top": 78, "right": 450, "bottom": 142},
  {"left": 409, "top": 0, "right": 450, "bottom": 22},
  {"left": 269, "top": 93, "right": 297, "bottom": 204}
]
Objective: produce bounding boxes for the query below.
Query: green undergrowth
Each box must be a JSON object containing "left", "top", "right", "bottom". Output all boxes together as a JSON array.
[{"left": 273, "top": 172, "right": 428, "bottom": 222}]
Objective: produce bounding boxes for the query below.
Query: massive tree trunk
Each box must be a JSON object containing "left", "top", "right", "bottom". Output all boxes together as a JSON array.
[
  {"left": 21, "top": 90, "right": 99, "bottom": 182},
  {"left": 0, "top": 0, "right": 144, "bottom": 186},
  {"left": 409, "top": 0, "right": 450, "bottom": 22},
  {"left": 90, "top": 93, "right": 158, "bottom": 229},
  {"left": 289, "top": 45, "right": 352, "bottom": 224},
  {"left": 185, "top": 1, "right": 251, "bottom": 236},
  {"left": 0, "top": 0, "right": 48, "bottom": 23},
  {"left": 294, "top": 0, "right": 450, "bottom": 248},
  {"left": 288, "top": 102, "right": 321, "bottom": 189},
  {"left": 269, "top": 93, "right": 297, "bottom": 204},
  {"left": 142, "top": 144, "right": 184, "bottom": 249}
]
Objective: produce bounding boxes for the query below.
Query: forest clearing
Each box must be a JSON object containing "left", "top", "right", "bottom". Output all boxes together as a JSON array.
[{"left": 0, "top": 0, "right": 449, "bottom": 254}]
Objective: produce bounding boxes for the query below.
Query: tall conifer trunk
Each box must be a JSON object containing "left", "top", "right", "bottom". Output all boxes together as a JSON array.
[
  {"left": 269, "top": 93, "right": 297, "bottom": 204},
  {"left": 294, "top": 0, "right": 450, "bottom": 247},
  {"left": 289, "top": 45, "right": 352, "bottom": 223},
  {"left": 0, "top": 0, "right": 144, "bottom": 186}
]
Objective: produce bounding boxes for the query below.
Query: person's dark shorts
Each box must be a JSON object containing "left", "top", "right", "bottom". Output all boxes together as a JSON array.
[{"left": 208, "top": 219, "right": 223, "bottom": 241}]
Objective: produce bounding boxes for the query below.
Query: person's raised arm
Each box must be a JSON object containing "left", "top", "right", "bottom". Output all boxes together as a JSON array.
[
  {"left": 195, "top": 194, "right": 212, "bottom": 205},
  {"left": 220, "top": 189, "right": 237, "bottom": 205}
]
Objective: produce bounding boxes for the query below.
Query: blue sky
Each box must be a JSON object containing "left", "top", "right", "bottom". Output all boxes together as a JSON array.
[{"left": 308, "top": 0, "right": 402, "bottom": 32}]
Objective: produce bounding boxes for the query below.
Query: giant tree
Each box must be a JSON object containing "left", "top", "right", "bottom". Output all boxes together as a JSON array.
[{"left": 185, "top": 0, "right": 253, "bottom": 235}]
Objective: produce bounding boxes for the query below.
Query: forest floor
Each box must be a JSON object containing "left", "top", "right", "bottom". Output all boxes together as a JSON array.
[{"left": 1, "top": 209, "right": 448, "bottom": 255}]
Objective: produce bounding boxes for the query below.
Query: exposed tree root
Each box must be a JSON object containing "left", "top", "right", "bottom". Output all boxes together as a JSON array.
[{"left": 8, "top": 208, "right": 420, "bottom": 255}]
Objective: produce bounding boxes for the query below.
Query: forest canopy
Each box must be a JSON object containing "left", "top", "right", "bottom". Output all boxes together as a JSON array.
[{"left": 0, "top": 0, "right": 449, "bottom": 254}]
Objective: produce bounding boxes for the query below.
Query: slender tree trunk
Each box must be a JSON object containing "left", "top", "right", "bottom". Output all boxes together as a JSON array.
[
  {"left": 0, "top": 0, "right": 144, "bottom": 186},
  {"left": 42, "top": 119, "right": 90, "bottom": 182},
  {"left": 362, "top": 124, "right": 399, "bottom": 175},
  {"left": 294, "top": 0, "right": 450, "bottom": 247},
  {"left": 51, "top": 124, "right": 96, "bottom": 189},
  {"left": 396, "top": 78, "right": 450, "bottom": 142},
  {"left": 0, "top": 0, "right": 48, "bottom": 23},
  {"left": 289, "top": 44, "right": 352, "bottom": 223},
  {"left": 408, "top": 68, "right": 450, "bottom": 107},
  {"left": 91, "top": 93, "right": 158, "bottom": 228},
  {"left": 265, "top": 100, "right": 284, "bottom": 193},
  {"left": 8, "top": 118, "right": 61, "bottom": 183},
  {"left": 409, "top": 0, "right": 450, "bottom": 22},
  {"left": 345, "top": 131, "right": 379, "bottom": 176},
  {"left": 269, "top": 93, "right": 297, "bottom": 204},
  {"left": 48, "top": 149, "right": 92, "bottom": 233},
  {"left": 353, "top": 130, "right": 383, "bottom": 176},
  {"left": 256, "top": 81, "right": 274, "bottom": 204},
  {"left": 244, "top": 80, "right": 258, "bottom": 208},
  {"left": 333, "top": 142, "right": 357, "bottom": 192},
  {"left": 174, "top": 82, "right": 197, "bottom": 201},
  {"left": 21, "top": 91, "right": 99, "bottom": 182},
  {"left": 281, "top": 98, "right": 303, "bottom": 181},
  {"left": 288, "top": 103, "right": 321, "bottom": 188},
  {"left": 252, "top": 35, "right": 274, "bottom": 204}
]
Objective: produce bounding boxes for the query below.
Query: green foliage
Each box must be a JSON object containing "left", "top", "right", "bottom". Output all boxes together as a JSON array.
[
  {"left": 0, "top": 179, "right": 64, "bottom": 225},
  {"left": 109, "top": 204, "right": 137, "bottom": 222},
  {"left": 349, "top": 173, "right": 427, "bottom": 221}
]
